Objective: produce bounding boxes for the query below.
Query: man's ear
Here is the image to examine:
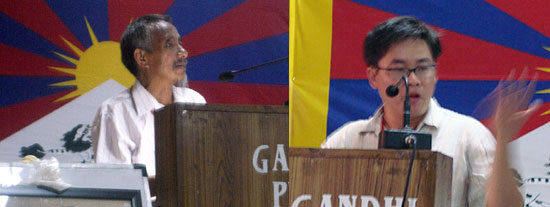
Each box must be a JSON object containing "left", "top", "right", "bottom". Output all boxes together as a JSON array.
[
  {"left": 367, "top": 66, "right": 378, "bottom": 89},
  {"left": 134, "top": 49, "right": 147, "bottom": 67}
]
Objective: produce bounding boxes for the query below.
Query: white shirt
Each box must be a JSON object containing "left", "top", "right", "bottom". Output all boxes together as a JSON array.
[
  {"left": 91, "top": 81, "right": 206, "bottom": 176},
  {"left": 322, "top": 98, "right": 496, "bottom": 207}
]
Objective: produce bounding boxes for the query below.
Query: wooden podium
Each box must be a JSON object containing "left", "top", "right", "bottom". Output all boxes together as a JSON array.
[
  {"left": 154, "top": 104, "right": 289, "bottom": 207},
  {"left": 289, "top": 148, "right": 453, "bottom": 207}
]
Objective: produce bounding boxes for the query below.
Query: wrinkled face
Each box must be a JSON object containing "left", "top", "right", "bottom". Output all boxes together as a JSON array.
[
  {"left": 143, "top": 21, "right": 188, "bottom": 84},
  {"left": 368, "top": 38, "right": 438, "bottom": 120}
]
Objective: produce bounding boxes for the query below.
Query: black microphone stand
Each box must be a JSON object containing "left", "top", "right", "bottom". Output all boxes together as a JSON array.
[
  {"left": 383, "top": 75, "right": 431, "bottom": 207},
  {"left": 218, "top": 57, "right": 288, "bottom": 82}
]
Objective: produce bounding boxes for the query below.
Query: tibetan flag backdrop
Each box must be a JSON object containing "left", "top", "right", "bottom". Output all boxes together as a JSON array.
[
  {"left": 291, "top": 0, "right": 550, "bottom": 147},
  {"left": 0, "top": 0, "right": 288, "bottom": 163},
  {"left": 290, "top": 0, "right": 550, "bottom": 205}
]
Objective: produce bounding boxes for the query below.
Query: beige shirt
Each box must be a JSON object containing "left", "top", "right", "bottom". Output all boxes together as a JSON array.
[
  {"left": 322, "top": 98, "right": 496, "bottom": 207},
  {"left": 92, "top": 81, "right": 206, "bottom": 176}
]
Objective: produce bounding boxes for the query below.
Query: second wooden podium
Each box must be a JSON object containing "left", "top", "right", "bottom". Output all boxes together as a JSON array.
[{"left": 154, "top": 104, "right": 289, "bottom": 207}]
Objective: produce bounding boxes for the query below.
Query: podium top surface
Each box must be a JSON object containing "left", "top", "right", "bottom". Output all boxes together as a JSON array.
[
  {"left": 156, "top": 103, "right": 288, "bottom": 114},
  {"left": 290, "top": 148, "right": 449, "bottom": 160}
]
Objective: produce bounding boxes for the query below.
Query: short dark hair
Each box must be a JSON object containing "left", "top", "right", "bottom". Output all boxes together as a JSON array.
[
  {"left": 363, "top": 16, "right": 442, "bottom": 67},
  {"left": 120, "top": 14, "right": 172, "bottom": 77}
]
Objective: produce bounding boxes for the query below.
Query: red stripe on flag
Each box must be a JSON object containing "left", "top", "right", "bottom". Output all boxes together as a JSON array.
[
  {"left": 486, "top": 1, "right": 550, "bottom": 38},
  {"left": 182, "top": 0, "right": 289, "bottom": 57},
  {"left": 330, "top": 0, "right": 550, "bottom": 81},
  {"left": 0, "top": 90, "right": 75, "bottom": 141},
  {"left": 331, "top": 0, "right": 394, "bottom": 80},
  {"left": 107, "top": 0, "right": 175, "bottom": 41},
  {"left": 0, "top": 1, "right": 85, "bottom": 57},
  {"left": 0, "top": 43, "right": 73, "bottom": 77},
  {"left": 189, "top": 81, "right": 288, "bottom": 105},
  {"left": 438, "top": 30, "right": 550, "bottom": 81}
]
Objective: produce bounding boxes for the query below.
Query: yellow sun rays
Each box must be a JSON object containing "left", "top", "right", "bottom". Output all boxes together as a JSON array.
[
  {"left": 85, "top": 17, "right": 99, "bottom": 45},
  {"left": 49, "top": 17, "right": 134, "bottom": 102},
  {"left": 534, "top": 46, "right": 550, "bottom": 115}
]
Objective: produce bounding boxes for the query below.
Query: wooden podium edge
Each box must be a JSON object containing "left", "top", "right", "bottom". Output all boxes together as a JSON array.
[{"left": 162, "top": 103, "right": 288, "bottom": 114}]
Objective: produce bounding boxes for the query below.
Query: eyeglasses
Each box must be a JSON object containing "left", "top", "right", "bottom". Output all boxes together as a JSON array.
[{"left": 375, "top": 63, "right": 436, "bottom": 80}]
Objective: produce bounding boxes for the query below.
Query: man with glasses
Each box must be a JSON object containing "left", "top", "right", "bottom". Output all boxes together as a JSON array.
[{"left": 322, "top": 16, "right": 528, "bottom": 206}]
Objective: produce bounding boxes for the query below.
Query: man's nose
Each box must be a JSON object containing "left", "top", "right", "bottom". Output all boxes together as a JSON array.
[
  {"left": 178, "top": 46, "right": 188, "bottom": 59},
  {"left": 408, "top": 70, "right": 421, "bottom": 86}
]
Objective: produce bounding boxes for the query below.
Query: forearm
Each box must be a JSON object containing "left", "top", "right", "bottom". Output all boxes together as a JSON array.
[
  {"left": 486, "top": 140, "right": 523, "bottom": 207},
  {"left": 485, "top": 69, "right": 539, "bottom": 207}
]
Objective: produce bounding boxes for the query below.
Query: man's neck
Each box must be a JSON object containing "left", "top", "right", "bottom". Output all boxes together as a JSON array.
[
  {"left": 139, "top": 78, "right": 174, "bottom": 105},
  {"left": 383, "top": 108, "right": 425, "bottom": 130}
]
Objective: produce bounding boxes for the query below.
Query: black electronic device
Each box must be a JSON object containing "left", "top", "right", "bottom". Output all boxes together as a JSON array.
[{"left": 384, "top": 129, "right": 431, "bottom": 150}]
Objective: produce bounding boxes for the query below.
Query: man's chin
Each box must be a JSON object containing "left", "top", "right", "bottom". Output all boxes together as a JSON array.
[
  {"left": 174, "top": 71, "right": 186, "bottom": 79},
  {"left": 410, "top": 102, "right": 429, "bottom": 118},
  {"left": 173, "top": 73, "right": 188, "bottom": 87}
]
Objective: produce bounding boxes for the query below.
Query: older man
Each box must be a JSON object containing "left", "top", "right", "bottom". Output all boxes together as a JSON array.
[
  {"left": 323, "top": 16, "right": 535, "bottom": 207},
  {"left": 91, "top": 14, "right": 205, "bottom": 185}
]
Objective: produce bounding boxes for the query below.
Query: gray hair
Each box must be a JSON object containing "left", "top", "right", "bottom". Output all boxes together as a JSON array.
[{"left": 120, "top": 14, "right": 172, "bottom": 77}]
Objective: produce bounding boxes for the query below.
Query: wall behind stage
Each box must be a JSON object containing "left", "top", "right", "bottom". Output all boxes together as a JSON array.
[
  {"left": 290, "top": 0, "right": 550, "bottom": 206},
  {"left": 0, "top": 1, "right": 289, "bottom": 163}
]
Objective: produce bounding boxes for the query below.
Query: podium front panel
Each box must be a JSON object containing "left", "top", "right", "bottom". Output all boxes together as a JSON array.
[
  {"left": 289, "top": 148, "right": 452, "bottom": 207},
  {"left": 155, "top": 104, "right": 289, "bottom": 207}
]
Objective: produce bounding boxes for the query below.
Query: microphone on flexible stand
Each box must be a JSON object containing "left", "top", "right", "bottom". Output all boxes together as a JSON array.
[
  {"left": 383, "top": 75, "right": 431, "bottom": 207},
  {"left": 385, "top": 76, "right": 411, "bottom": 129},
  {"left": 384, "top": 75, "right": 429, "bottom": 148},
  {"left": 218, "top": 57, "right": 288, "bottom": 82}
]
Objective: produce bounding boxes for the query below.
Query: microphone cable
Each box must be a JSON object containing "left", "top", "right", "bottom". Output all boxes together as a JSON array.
[{"left": 401, "top": 137, "right": 417, "bottom": 207}]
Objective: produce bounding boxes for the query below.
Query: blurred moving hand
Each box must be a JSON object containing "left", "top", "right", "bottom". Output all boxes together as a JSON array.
[{"left": 487, "top": 69, "right": 541, "bottom": 207}]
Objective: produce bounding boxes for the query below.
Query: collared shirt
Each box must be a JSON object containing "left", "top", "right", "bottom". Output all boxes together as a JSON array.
[
  {"left": 91, "top": 81, "right": 206, "bottom": 176},
  {"left": 322, "top": 98, "right": 496, "bottom": 207}
]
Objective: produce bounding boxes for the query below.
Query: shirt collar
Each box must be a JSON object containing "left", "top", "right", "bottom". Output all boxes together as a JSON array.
[
  {"left": 360, "top": 106, "right": 384, "bottom": 135},
  {"left": 358, "top": 97, "right": 441, "bottom": 134},
  {"left": 131, "top": 81, "right": 166, "bottom": 116},
  {"left": 419, "top": 98, "right": 441, "bottom": 129},
  {"left": 172, "top": 86, "right": 187, "bottom": 103}
]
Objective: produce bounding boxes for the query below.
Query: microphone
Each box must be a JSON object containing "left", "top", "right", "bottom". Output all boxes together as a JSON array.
[
  {"left": 385, "top": 77, "right": 404, "bottom": 97},
  {"left": 218, "top": 71, "right": 237, "bottom": 81},
  {"left": 385, "top": 75, "right": 410, "bottom": 127},
  {"left": 218, "top": 57, "right": 288, "bottom": 82},
  {"left": 385, "top": 85, "right": 399, "bottom": 97}
]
